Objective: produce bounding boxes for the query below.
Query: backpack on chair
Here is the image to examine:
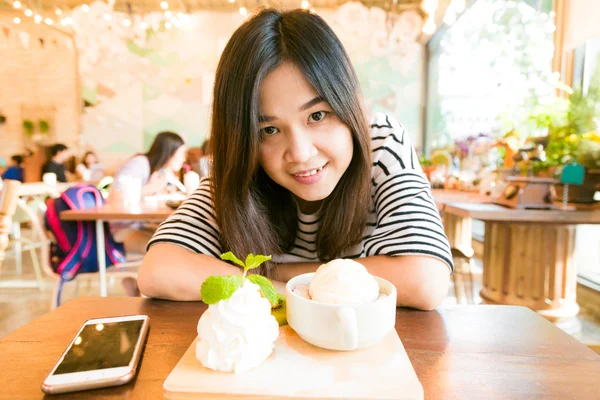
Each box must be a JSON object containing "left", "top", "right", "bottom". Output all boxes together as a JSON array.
[{"left": 44, "top": 184, "right": 126, "bottom": 306}]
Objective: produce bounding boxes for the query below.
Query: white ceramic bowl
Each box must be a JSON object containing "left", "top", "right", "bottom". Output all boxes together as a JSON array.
[{"left": 285, "top": 273, "right": 397, "bottom": 351}]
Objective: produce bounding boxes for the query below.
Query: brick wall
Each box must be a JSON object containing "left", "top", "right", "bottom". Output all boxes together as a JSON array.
[{"left": 0, "top": 12, "right": 80, "bottom": 165}]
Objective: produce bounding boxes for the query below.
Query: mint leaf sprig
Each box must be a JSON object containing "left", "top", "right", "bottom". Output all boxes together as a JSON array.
[{"left": 200, "top": 252, "right": 276, "bottom": 306}]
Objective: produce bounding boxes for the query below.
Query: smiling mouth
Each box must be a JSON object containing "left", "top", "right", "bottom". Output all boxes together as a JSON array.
[{"left": 292, "top": 164, "right": 327, "bottom": 177}]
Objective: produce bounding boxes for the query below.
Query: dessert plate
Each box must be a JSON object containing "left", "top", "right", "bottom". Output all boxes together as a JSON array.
[{"left": 164, "top": 326, "right": 423, "bottom": 400}]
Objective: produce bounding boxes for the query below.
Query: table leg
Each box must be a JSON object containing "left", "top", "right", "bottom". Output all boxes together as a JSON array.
[
  {"left": 96, "top": 219, "right": 107, "bottom": 297},
  {"left": 443, "top": 212, "right": 473, "bottom": 251},
  {"left": 480, "top": 222, "right": 579, "bottom": 322}
]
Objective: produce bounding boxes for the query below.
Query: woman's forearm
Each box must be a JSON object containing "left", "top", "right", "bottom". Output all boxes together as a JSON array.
[
  {"left": 138, "top": 243, "right": 288, "bottom": 300},
  {"left": 272, "top": 255, "right": 450, "bottom": 310}
]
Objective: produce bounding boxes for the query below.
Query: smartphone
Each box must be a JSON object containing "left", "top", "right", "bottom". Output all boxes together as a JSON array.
[{"left": 41, "top": 314, "right": 150, "bottom": 395}]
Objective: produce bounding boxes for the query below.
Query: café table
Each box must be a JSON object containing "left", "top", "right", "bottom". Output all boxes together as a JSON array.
[
  {"left": 60, "top": 204, "right": 174, "bottom": 297},
  {"left": 442, "top": 202, "right": 600, "bottom": 326},
  {"left": 0, "top": 297, "right": 599, "bottom": 399}
]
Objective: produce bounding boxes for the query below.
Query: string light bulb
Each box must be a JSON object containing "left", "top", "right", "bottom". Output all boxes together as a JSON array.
[
  {"left": 103, "top": 12, "right": 112, "bottom": 21},
  {"left": 301, "top": 0, "right": 309, "bottom": 9},
  {"left": 160, "top": 1, "right": 169, "bottom": 10},
  {"left": 239, "top": 7, "right": 247, "bottom": 17},
  {"left": 453, "top": 0, "right": 466, "bottom": 13},
  {"left": 61, "top": 17, "right": 73, "bottom": 26},
  {"left": 229, "top": 0, "right": 235, "bottom": 2},
  {"left": 165, "top": 21, "right": 172, "bottom": 29},
  {"left": 165, "top": 11, "right": 172, "bottom": 18},
  {"left": 13, "top": 1, "right": 21, "bottom": 9},
  {"left": 422, "top": 19, "right": 436, "bottom": 34},
  {"left": 34, "top": 14, "right": 42, "bottom": 24},
  {"left": 45, "top": 18, "right": 53, "bottom": 25},
  {"left": 82, "top": 4, "right": 90, "bottom": 12},
  {"left": 24, "top": 8, "right": 33, "bottom": 17},
  {"left": 123, "top": 18, "right": 131, "bottom": 27},
  {"left": 13, "top": 16, "right": 21, "bottom": 24}
]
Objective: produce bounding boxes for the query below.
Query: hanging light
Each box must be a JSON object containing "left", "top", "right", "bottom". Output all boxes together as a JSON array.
[
  {"left": 24, "top": 8, "right": 33, "bottom": 17},
  {"left": 123, "top": 18, "right": 131, "bottom": 27},
  {"left": 228, "top": 0, "right": 235, "bottom": 2},
  {"left": 13, "top": 1, "right": 22, "bottom": 9},
  {"left": 34, "top": 14, "right": 42, "bottom": 24},
  {"left": 45, "top": 18, "right": 53, "bottom": 25},
  {"left": 104, "top": 12, "right": 112, "bottom": 21},
  {"left": 160, "top": 1, "right": 169, "bottom": 10},
  {"left": 82, "top": 4, "right": 90, "bottom": 13},
  {"left": 301, "top": 0, "right": 309, "bottom": 9},
  {"left": 239, "top": 7, "right": 247, "bottom": 17},
  {"left": 13, "top": 16, "right": 21, "bottom": 24},
  {"left": 61, "top": 17, "right": 73, "bottom": 26},
  {"left": 56, "top": 8, "right": 62, "bottom": 15}
]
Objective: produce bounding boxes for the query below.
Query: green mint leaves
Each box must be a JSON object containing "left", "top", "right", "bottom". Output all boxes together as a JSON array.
[
  {"left": 200, "top": 252, "right": 276, "bottom": 305},
  {"left": 200, "top": 276, "right": 243, "bottom": 305},
  {"left": 247, "top": 274, "right": 278, "bottom": 306}
]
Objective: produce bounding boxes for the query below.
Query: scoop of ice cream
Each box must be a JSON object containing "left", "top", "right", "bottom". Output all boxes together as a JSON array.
[
  {"left": 308, "top": 259, "right": 379, "bottom": 305},
  {"left": 196, "top": 281, "right": 279, "bottom": 373},
  {"left": 293, "top": 284, "right": 311, "bottom": 300}
]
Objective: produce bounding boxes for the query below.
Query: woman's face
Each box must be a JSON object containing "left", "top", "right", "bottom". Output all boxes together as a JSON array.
[
  {"left": 258, "top": 63, "right": 353, "bottom": 213},
  {"left": 166, "top": 145, "right": 187, "bottom": 172},
  {"left": 85, "top": 153, "right": 97, "bottom": 165}
]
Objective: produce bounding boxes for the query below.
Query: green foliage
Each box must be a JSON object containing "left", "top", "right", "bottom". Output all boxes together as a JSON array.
[
  {"left": 22, "top": 120, "right": 34, "bottom": 136},
  {"left": 39, "top": 120, "right": 50, "bottom": 134}
]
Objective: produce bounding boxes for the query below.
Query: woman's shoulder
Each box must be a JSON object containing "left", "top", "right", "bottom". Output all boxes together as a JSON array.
[
  {"left": 368, "top": 112, "right": 408, "bottom": 144},
  {"left": 116, "top": 154, "right": 150, "bottom": 176},
  {"left": 369, "top": 112, "right": 420, "bottom": 177}
]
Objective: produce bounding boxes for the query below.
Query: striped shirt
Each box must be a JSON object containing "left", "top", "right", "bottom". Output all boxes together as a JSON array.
[{"left": 148, "top": 113, "right": 454, "bottom": 272}]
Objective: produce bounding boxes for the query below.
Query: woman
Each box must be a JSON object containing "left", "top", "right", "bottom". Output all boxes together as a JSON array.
[
  {"left": 110, "top": 131, "right": 186, "bottom": 255},
  {"left": 139, "top": 9, "right": 452, "bottom": 310},
  {"left": 75, "top": 151, "right": 98, "bottom": 181}
]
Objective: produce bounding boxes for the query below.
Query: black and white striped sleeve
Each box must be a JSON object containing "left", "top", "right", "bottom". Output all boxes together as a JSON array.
[
  {"left": 364, "top": 113, "right": 453, "bottom": 272},
  {"left": 147, "top": 178, "right": 222, "bottom": 258}
]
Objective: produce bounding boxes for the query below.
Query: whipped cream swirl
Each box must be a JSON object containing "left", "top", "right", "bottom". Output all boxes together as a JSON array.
[{"left": 196, "top": 281, "right": 280, "bottom": 373}]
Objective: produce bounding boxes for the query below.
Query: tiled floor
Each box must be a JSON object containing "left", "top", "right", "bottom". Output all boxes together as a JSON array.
[{"left": 2, "top": 248, "right": 600, "bottom": 353}]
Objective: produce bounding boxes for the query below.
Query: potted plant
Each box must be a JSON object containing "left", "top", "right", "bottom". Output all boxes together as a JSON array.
[
  {"left": 39, "top": 119, "right": 50, "bottom": 134},
  {"left": 22, "top": 119, "right": 35, "bottom": 137}
]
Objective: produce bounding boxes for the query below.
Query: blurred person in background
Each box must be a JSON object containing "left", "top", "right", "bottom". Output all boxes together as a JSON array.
[
  {"left": 1, "top": 154, "right": 25, "bottom": 182},
  {"left": 75, "top": 151, "right": 100, "bottom": 182},
  {"left": 109, "top": 131, "right": 187, "bottom": 255},
  {"left": 41, "top": 143, "right": 69, "bottom": 183}
]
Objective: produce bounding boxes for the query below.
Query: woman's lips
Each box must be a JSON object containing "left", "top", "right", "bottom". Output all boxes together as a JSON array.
[{"left": 291, "top": 163, "right": 328, "bottom": 184}]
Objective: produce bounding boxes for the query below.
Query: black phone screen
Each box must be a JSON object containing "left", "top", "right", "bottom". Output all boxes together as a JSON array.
[{"left": 54, "top": 320, "right": 144, "bottom": 375}]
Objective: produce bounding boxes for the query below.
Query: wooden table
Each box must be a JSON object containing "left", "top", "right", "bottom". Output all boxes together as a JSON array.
[
  {"left": 60, "top": 204, "right": 174, "bottom": 296},
  {"left": 431, "top": 189, "right": 490, "bottom": 212},
  {"left": 1, "top": 297, "right": 599, "bottom": 399},
  {"left": 443, "top": 202, "right": 600, "bottom": 324}
]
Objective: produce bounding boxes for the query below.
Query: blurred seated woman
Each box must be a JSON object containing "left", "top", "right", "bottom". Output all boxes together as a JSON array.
[
  {"left": 109, "top": 131, "right": 187, "bottom": 255},
  {"left": 75, "top": 151, "right": 99, "bottom": 182}
]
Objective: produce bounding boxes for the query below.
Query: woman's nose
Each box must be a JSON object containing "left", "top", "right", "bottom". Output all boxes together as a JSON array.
[{"left": 285, "top": 128, "right": 318, "bottom": 163}]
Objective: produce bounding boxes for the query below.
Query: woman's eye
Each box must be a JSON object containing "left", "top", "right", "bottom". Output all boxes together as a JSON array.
[
  {"left": 309, "top": 111, "right": 326, "bottom": 123},
  {"left": 260, "top": 126, "right": 279, "bottom": 136}
]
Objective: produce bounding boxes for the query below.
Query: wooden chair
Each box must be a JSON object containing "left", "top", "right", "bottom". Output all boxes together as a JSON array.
[
  {"left": 451, "top": 246, "right": 475, "bottom": 304},
  {"left": 0, "top": 180, "right": 22, "bottom": 273},
  {"left": 13, "top": 199, "right": 140, "bottom": 309}
]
